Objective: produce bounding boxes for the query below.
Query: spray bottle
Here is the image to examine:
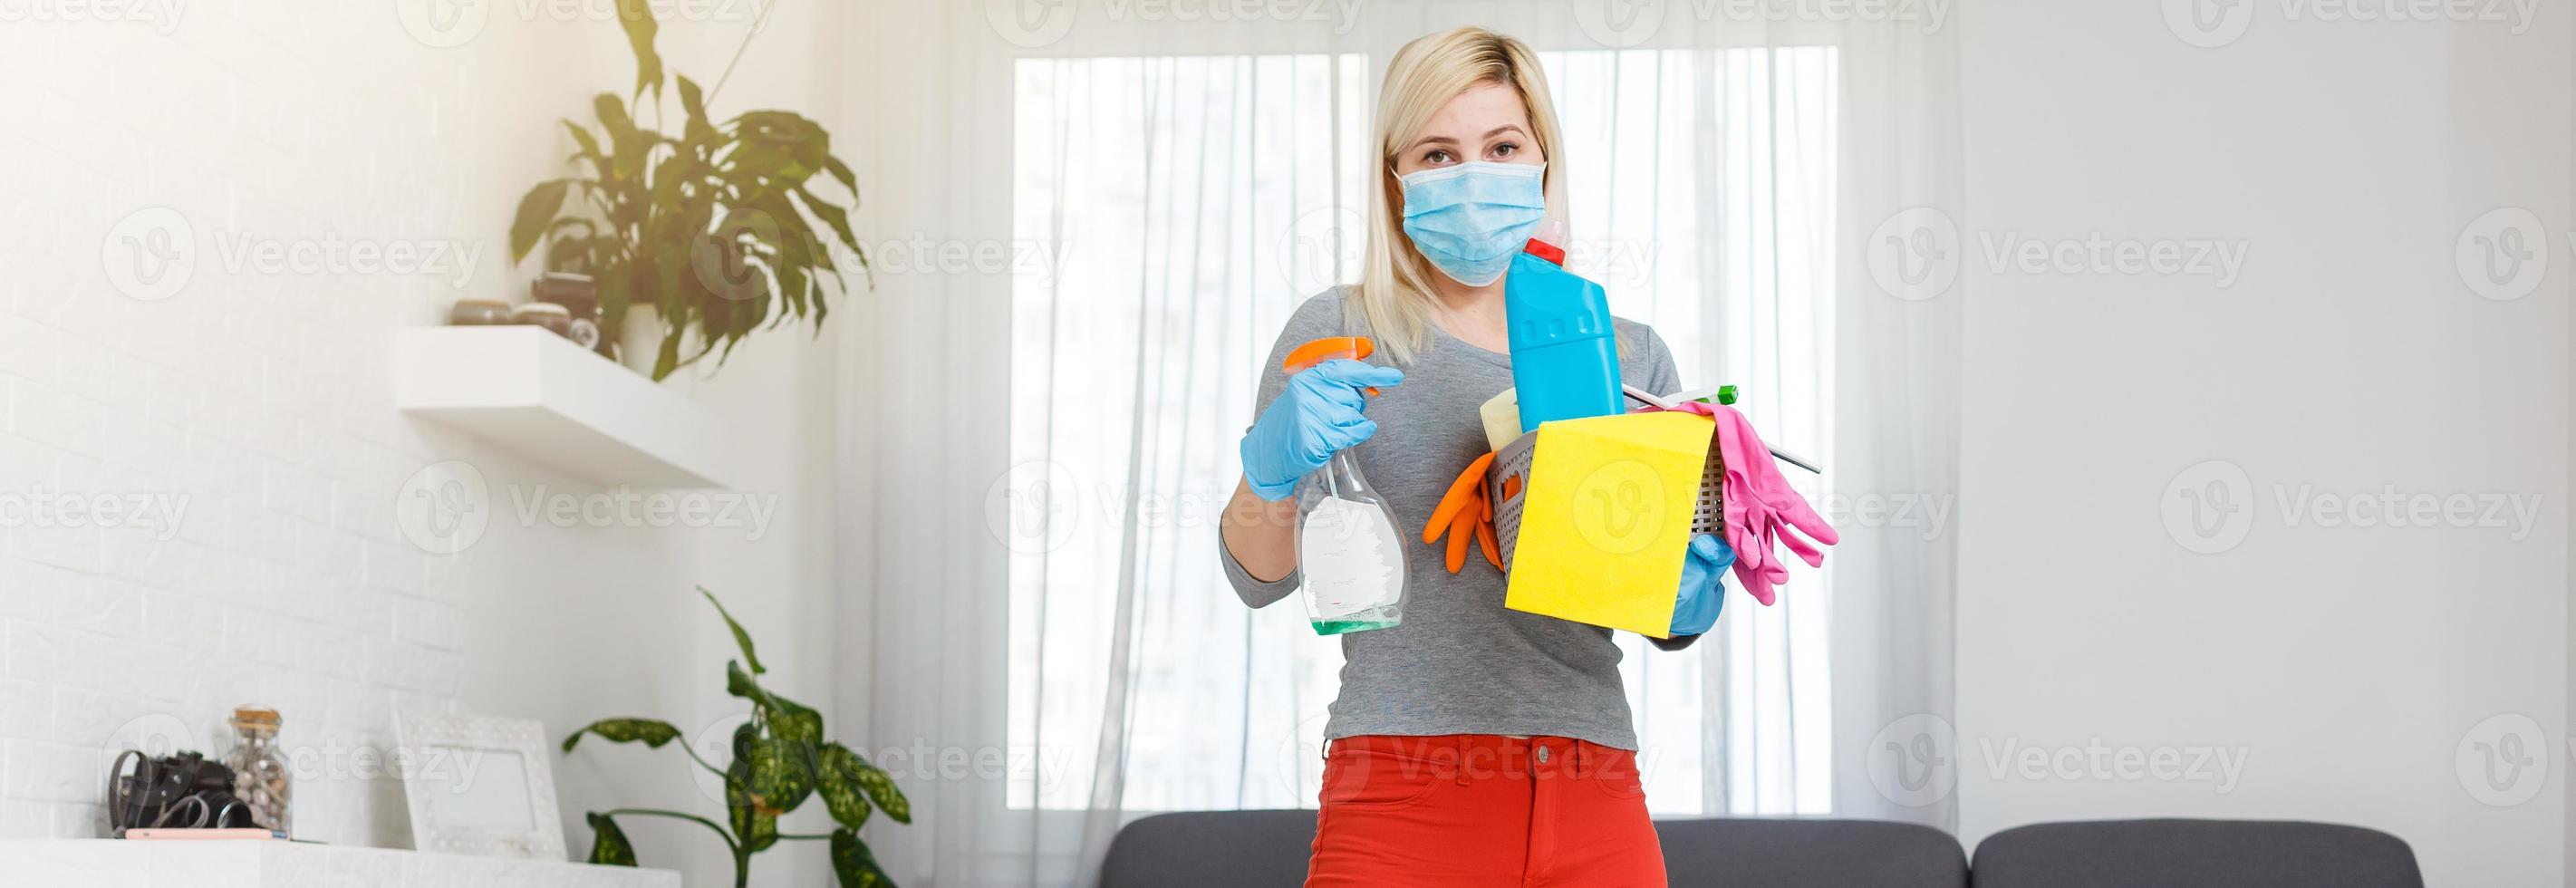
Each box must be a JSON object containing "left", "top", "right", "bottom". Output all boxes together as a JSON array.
[
  {"left": 1504, "top": 220, "right": 1625, "bottom": 431},
  {"left": 1284, "top": 336, "right": 1409, "bottom": 635}
]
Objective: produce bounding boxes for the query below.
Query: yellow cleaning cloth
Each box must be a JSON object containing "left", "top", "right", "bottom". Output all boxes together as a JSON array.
[{"left": 1503, "top": 411, "right": 1714, "bottom": 637}]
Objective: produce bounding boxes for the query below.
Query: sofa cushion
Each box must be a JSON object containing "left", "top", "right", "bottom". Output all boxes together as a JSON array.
[
  {"left": 1100, "top": 810, "right": 1317, "bottom": 888},
  {"left": 1969, "top": 818, "right": 2423, "bottom": 888},
  {"left": 1658, "top": 817, "right": 1969, "bottom": 888},
  {"left": 1099, "top": 811, "right": 1970, "bottom": 888}
]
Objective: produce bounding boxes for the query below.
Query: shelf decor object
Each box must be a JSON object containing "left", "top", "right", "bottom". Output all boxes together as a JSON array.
[{"left": 393, "top": 710, "right": 567, "bottom": 863}]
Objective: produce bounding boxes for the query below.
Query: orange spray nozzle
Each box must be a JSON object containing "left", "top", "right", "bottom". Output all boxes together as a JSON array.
[{"left": 1284, "top": 336, "right": 1382, "bottom": 395}]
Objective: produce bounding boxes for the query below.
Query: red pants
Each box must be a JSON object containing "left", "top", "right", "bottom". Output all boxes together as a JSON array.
[{"left": 1305, "top": 734, "right": 1666, "bottom": 888}]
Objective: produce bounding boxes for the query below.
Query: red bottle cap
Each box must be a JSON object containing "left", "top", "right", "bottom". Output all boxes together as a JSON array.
[{"left": 1523, "top": 237, "right": 1566, "bottom": 265}]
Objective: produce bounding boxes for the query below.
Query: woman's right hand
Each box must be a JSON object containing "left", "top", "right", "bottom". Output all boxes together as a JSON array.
[{"left": 1240, "top": 359, "right": 1404, "bottom": 500}]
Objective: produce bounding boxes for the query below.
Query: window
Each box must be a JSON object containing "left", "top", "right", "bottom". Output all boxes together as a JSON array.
[{"left": 1007, "top": 46, "right": 1838, "bottom": 816}]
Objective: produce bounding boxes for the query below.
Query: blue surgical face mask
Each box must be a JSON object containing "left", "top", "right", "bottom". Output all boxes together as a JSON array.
[{"left": 1398, "top": 161, "right": 1547, "bottom": 286}]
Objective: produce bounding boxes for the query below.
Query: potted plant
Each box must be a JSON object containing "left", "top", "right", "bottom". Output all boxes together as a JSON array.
[
  {"left": 510, "top": 0, "right": 866, "bottom": 381},
  {"left": 563, "top": 589, "right": 908, "bottom": 887}
]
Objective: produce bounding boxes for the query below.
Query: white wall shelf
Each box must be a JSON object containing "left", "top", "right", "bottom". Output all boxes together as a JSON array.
[
  {"left": 394, "top": 326, "right": 729, "bottom": 489},
  {"left": 0, "top": 840, "right": 680, "bottom": 888}
]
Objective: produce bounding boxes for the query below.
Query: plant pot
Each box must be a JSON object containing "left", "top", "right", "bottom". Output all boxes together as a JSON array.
[{"left": 617, "top": 304, "right": 663, "bottom": 377}]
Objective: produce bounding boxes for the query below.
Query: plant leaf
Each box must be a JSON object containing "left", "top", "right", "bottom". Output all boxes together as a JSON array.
[
  {"left": 615, "top": 0, "right": 661, "bottom": 100},
  {"left": 744, "top": 732, "right": 816, "bottom": 814},
  {"left": 700, "top": 586, "right": 765, "bottom": 673},
  {"left": 816, "top": 743, "right": 874, "bottom": 830},
  {"left": 563, "top": 120, "right": 607, "bottom": 170},
  {"left": 584, "top": 813, "right": 639, "bottom": 866},
  {"left": 831, "top": 829, "right": 896, "bottom": 888},
  {"left": 725, "top": 722, "right": 780, "bottom": 852},
  {"left": 823, "top": 154, "right": 857, "bottom": 198},
  {"left": 828, "top": 744, "right": 910, "bottom": 825},
  {"left": 562, "top": 718, "right": 682, "bottom": 753},
  {"left": 510, "top": 179, "right": 574, "bottom": 264},
  {"left": 678, "top": 75, "right": 718, "bottom": 144},
  {"left": 726, "top": 660, "right": 824, "bottom": 749}
]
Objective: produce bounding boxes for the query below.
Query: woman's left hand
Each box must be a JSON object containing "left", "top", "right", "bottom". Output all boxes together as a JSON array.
[{"left": 1669, "top": 534, "right": 1736, "bottom": 637}]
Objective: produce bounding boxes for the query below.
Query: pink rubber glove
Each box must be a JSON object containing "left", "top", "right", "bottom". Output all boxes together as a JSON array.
[{"left": 1705, "top": 403, "right": 1837, "bottom": 605}]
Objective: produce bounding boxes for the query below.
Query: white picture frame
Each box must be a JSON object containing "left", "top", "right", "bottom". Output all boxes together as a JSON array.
[{"left": 393, "top": 710, "right": 568, "bottom": 861}]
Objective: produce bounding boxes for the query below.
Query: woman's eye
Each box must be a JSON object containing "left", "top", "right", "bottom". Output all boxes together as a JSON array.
[
  {"left": 1490, "top": 142, "right": 1519, "bottom": 159},
  {"left": 1423, "top": 149, "right": 1453, "bottom": 164}
]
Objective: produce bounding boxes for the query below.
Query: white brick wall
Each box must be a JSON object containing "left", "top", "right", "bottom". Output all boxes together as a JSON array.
[{"left": 0, "top": 3, "right": 625, "bottom": 849}]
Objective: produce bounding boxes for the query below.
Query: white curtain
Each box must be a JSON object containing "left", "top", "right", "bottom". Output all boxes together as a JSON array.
[{"left": 839, "top": 3, "right": 1960, "bottom": 885}]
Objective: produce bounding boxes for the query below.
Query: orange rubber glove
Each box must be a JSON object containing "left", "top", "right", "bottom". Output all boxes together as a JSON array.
[{"left": 1422, "top": 451, "right": 1501, "bottom": 574}]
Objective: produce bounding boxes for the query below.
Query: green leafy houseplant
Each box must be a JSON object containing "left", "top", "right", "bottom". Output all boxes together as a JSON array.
[
  {"left": 510, "top": 1, "right": 867, "bottom": 381},
  {"left": 564, "top": 589, "right": 907, "bottom": 887}
]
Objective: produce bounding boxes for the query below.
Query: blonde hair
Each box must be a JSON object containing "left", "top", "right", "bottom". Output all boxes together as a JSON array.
[{"left": 1354, "top": 26, "right": 1568, "bottom": 364}]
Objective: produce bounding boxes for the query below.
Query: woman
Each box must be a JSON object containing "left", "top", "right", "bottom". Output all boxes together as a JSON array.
[{"left": 1218, "top": 26, "right": 1736, "bottom": 888}]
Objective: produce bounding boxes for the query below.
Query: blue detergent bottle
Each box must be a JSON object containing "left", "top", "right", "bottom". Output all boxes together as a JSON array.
[{"left": 1505, "top": 222, "right": 1624, "bottom": 432}]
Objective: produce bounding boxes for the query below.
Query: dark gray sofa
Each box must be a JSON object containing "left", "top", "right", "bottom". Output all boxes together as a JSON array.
[{"left": 1098, "top": 811, "right": 2420, "bottom": 888}]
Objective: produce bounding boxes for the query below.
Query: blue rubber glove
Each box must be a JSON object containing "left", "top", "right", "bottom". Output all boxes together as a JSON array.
[
  {"left": 1240, "top": 359, "right": 1404, "bottom": 500},
  {"left": 1669, "top": 534, "right": 1737, "bottom": 637}
]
